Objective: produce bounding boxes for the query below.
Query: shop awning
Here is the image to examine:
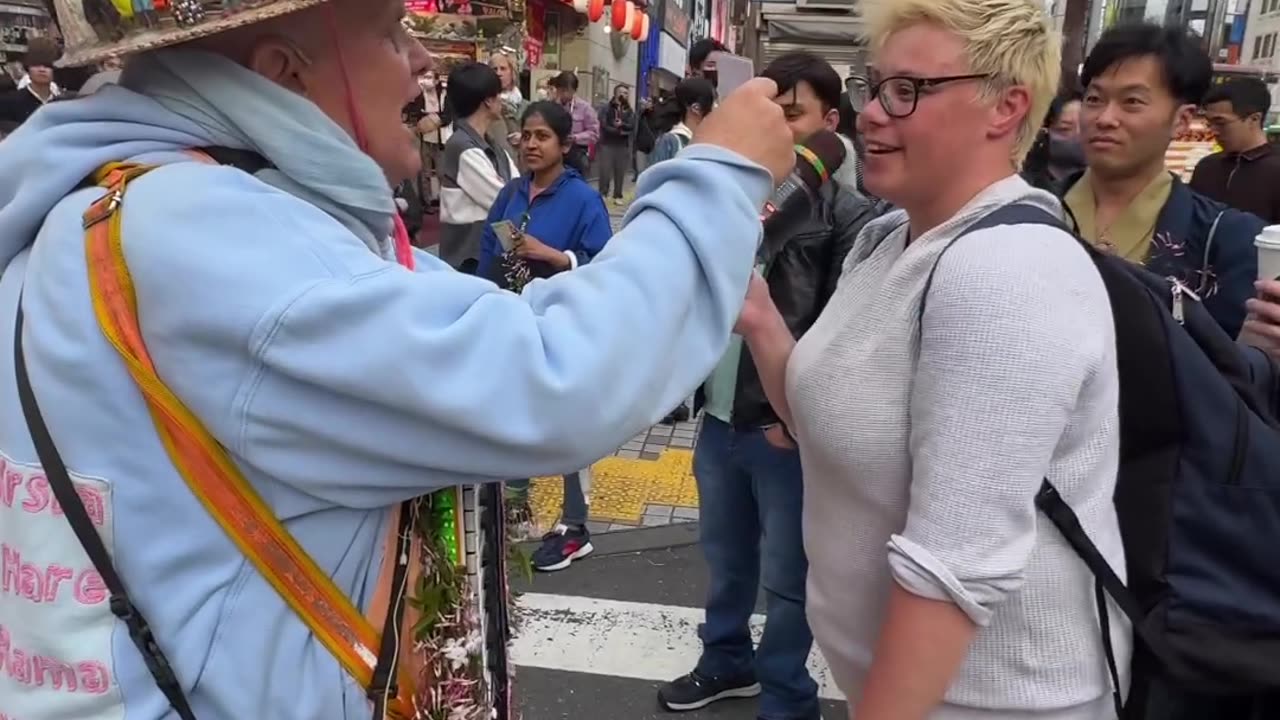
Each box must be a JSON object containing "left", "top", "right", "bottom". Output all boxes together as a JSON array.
[{"left": 763, "top": 14, "right": 864, "bottom": 45}]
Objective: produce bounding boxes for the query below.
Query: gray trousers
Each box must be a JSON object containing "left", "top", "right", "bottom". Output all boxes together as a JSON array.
[{"left": 597, "top": 142, "right": 629, "bottom": 199}]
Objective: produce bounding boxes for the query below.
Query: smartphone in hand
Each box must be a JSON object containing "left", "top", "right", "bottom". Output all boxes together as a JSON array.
[{"left": 491, "top": 220, "right": 520, "bottom": 252}]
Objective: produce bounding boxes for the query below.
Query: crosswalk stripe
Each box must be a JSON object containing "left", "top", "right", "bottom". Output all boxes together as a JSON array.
[{"left": 511, "top": 592, "right": 847, "bottom": 701}]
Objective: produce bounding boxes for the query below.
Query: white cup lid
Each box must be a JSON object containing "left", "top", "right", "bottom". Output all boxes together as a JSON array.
[{"left": 1258, "top": 225, "right": 1280, "bottom": 248}]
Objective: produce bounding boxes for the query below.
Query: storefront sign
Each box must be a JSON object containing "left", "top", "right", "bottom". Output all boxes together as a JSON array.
[
  {"left": 406, "top": 0, "right": 511, "bottom": 16},
  {"left": 661, "top": 0, "right": 689, "bottom": 45},
  {"left": 658, "top": 30, "right": 686, "bottom": 75}
]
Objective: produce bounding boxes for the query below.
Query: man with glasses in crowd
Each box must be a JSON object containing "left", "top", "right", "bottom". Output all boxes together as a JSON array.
[{"left": 1191, "top": 77, "right": 1280, "bottom": 224}]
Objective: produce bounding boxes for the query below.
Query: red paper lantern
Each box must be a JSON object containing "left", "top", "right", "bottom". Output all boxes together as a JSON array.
[
  {"left": 611, "top": 0, "right": 627, "bottom": 30},
  {"left": 638, "top": 13, "right": 650, "bottom": 39},
  {"left": 629, "top": 5, "right": 644, "bottom": 39},
  {"left": 588, "top": 0, "right": 605, "bottom": 21},
  {"left": 621, "top": 2, "right": 635, "bottom": 32}
]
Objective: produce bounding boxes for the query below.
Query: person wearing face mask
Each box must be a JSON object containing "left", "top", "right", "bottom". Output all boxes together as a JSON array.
[
  {"left": 0, "top": 0, "right": 798, "bottom": 716},
  {"left": 439, "top": 61, "right": 519, "bottom": 274},
  {"left": 598, "top": 84, "right": 635, "bottom": 206},
  {"left": 1022, "top": 92, "right": 1086, "bottom": 191}
]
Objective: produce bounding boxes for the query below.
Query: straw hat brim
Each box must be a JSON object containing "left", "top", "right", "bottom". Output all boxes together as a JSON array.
[{"left": 57, "top": 0, "right": 331, "bottom": 68}]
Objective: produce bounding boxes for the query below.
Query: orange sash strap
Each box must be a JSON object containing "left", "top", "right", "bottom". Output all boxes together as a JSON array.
[{"left": 82, "top": 161, "right": 417, "bottom": 718}]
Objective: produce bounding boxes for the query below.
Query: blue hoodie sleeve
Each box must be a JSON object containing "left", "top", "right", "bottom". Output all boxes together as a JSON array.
[
  {"left": 123, "top": 145, "right": 769, "bottom": 509},
  {"left": 1206, "top": 209, "right": 1263, "bottom": 339},
  {"left": 573, "top": 192, "right": 613, "bottom": 265},
  {"left": 476, "top": 181, "right": 514, "bottom": 277}
]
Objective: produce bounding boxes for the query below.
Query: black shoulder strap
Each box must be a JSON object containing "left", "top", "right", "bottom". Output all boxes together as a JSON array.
[
  {"left": 13, "top": 301, "right": 198, "bottom": 720},
  {"left": 197, "top": 146, "right": 273, "bottom": 175}
]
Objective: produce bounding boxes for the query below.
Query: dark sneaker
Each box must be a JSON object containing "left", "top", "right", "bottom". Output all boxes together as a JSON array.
[
  {"left": 657, "top": 669, "right": 761, "bottom": 712},
  {"left": 661, "top": 406, "right": 691, "bottom": 425},
  {"left": 531, "top": 524, "right": 593, "bottom": 572}
]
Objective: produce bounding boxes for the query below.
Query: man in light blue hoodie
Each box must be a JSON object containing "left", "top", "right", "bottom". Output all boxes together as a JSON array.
[{"left": 0, "top": 1, "right": 795, "bottom": 718}]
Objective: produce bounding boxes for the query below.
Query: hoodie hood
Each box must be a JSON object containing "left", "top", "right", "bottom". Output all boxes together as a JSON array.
[
  {"left": 0, "top": 49, "right": 399, "bottom": 272},
  {"left": 0, "top": 84, "right": 216, "bottom": 271}
]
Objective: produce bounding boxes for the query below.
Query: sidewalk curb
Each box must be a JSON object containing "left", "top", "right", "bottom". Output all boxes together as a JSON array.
[{"left": 520, "top": 521, "right": 699, "bottom": 558}]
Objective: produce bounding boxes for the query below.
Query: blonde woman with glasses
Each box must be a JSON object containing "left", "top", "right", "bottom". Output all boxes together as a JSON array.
[{"left": 736, "top": 0, "right": 1129, "bottom": 717}]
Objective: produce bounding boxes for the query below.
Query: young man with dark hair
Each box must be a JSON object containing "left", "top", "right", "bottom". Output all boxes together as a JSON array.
[
  {"left": 1063, "top": 23, "right": 1261, "bottom": 338},
  {"left": 439, "top": 61, "right": 517, "bottom": 274},
  {"left": 687, "top": 38, "right": 727, "bottom": 80},
  {"left": 649, "top": 77, "right": 716, "bottom": 164},
  {"left": 657, "top": 51, "right": 886, "bottom": 720},
  {"left": 0, "top": 40, "right": 60, "bottom": 128},
  {"left": 549, "top": 70, "right": 600, "bottom": 174},
  {"left": 1191, "top": 77, "right": 1280, "bottom": 223}
]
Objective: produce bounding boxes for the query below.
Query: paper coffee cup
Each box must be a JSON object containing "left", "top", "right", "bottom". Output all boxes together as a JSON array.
[{"left": 1256, "top": 225, "right": 1280, "bottom": 282}]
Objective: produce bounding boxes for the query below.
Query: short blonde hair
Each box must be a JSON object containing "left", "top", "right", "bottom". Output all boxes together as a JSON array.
[
  {"left": 489, "top": 51, "right": 516, "bottom": 72},
  {"left": 866, "top": 0, "right": 1061, "bottom": 163}
]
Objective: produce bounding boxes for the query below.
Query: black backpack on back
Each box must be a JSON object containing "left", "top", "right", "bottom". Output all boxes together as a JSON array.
[{"left": 938, "top": 204, "right": 1280, "bottom": 716}]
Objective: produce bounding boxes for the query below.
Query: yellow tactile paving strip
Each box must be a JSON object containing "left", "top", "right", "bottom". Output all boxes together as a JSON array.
[{"left": 529, "top": 449, "right": 698, "bottom": 528}]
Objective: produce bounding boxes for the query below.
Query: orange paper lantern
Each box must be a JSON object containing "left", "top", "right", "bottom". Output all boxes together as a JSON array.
[
  {"left": 588, "top": 0, "right": 605, "bottom": 21},
  {"left": 639, "top": 13, "right": 651, "bottom": 39},
  {"left": 622, "top": 2, "right": 636, "bottom": 33},
  {"left": 630, "top": 5, "right": 644, "bottom": 39},
  {"left": 611, "top": 0, "right": 627, "bottom": 30}
]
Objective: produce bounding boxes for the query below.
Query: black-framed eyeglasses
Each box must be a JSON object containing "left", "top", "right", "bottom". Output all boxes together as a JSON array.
[{"left": 845, "top": 73, "right": 992, "bottom": 119}]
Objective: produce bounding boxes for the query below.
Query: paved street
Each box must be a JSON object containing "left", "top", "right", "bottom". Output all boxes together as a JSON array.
[{"left": 510, "top": 526, "right": 850, "bottom": 720}]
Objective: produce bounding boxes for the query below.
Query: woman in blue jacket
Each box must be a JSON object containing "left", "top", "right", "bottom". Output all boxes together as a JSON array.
[
  {"left": 480, "top": 101, "right": 614, "bottom": 572},
  {"left": 477, "top": 101, "right": 612, "bottom": 288}
]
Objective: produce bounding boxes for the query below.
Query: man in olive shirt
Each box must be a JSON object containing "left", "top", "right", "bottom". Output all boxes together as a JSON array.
[
  {"left": 1191, "top": 78, "right": 1280, "bottom": 224},
  {"left": 1064, "top": 24, "right": 1260, "bottom": 339}
]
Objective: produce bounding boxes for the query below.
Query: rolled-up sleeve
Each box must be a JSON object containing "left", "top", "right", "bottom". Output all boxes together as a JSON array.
[{"left": 891, "top": 225, "right": 1105, "bottom": 626}]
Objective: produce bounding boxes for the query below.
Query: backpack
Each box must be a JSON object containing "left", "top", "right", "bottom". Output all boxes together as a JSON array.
[
  {"left": 930, "top": 204, "right": 1280, "bottom": 716},
  {"left": 635, "top": 115, "right": 656, "bottom": 154}
]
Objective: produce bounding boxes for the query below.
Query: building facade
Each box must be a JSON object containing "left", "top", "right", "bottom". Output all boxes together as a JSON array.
[{"left": 0, "top": 0, "right": 53, "bottom": 66}]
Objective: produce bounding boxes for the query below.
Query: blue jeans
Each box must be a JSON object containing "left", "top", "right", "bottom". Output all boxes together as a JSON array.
[
  {"left": 506, "top": 473, "right": 587, "bottom": 526},
  {"left": 694, "top": 416, "right": 817, "bottom": 720}
]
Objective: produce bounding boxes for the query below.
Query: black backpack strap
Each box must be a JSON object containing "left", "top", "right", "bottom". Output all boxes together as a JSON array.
[
  {"left": 1036, "top": 480, "right": 1190, "bottom": 717},
  {"left": 196, "top": 146, "right": 273, "bottom": 175},
  {"left": 13, "top": 300, "right": 198, "bottom": 720}
]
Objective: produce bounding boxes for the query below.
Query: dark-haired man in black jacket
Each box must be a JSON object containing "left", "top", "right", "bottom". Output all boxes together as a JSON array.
[{"left": 657, "top": 51, "right": 887, "bottom": 720}]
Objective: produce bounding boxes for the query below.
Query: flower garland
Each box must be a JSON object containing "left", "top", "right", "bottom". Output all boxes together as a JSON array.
[
  {"left": 410, "top": 488, "right": 519, "bottom": 720},
  {"left": 502, "top": 249, "right": 534, "bottom": 293}
]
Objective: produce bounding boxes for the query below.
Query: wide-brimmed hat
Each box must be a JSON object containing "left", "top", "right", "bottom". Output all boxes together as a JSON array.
[{"left": 51, "top": 0, "right": 331, "bottom": 68}]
